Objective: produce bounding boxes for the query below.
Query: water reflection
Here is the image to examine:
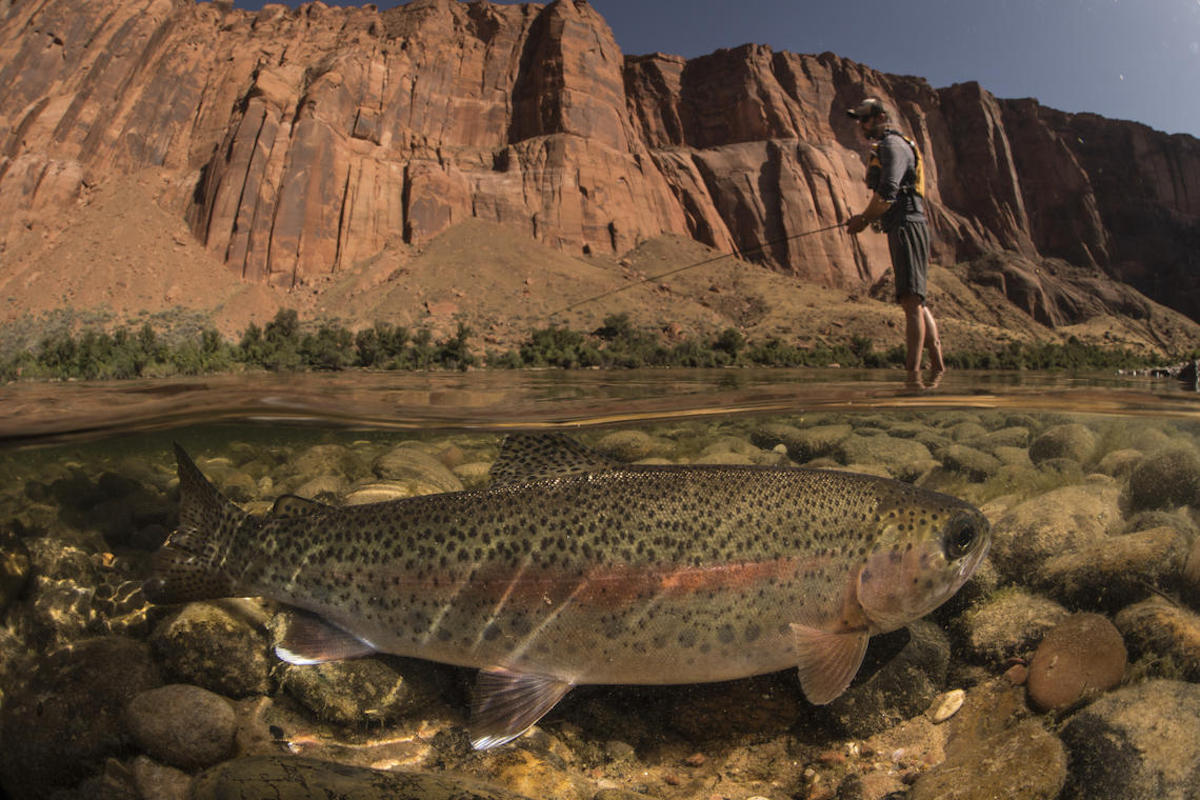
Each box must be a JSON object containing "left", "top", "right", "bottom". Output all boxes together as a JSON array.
[{"left": 2, "top": 368, "right": 1198, "bottom": 447}]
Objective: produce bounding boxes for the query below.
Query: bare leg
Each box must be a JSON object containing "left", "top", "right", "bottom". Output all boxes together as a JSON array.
[
  {"left": 899, "top": 294, "right": 926, "bottom": 379},
  {"left": 923, "top": 306, "right": 945, "bottom": 373}
]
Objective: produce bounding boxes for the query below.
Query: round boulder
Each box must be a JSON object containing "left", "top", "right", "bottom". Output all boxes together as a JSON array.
[
  {"left": 372, "top": 446, "right": 463, "bottom": 494},
  {"left": 834, "top": 434, "right": 935, "bottom": 481},
  {"left": 939, "top": 444, "right": 1003, "bottom": 482},
  {"left": 593, "top": 430, "right": 665, "bottom": 461},
  {"left": 281, "top": 657, "right": 439, "bottom": 726},
  {"left": 1033, "top": 527, "right": 1190, "bottom": 612},
  {"left": 150, "top": 602, "right": 272, "bottom": 697},
  {"left": 959, "top": 589, "right": 1070, "bottom": 664},
  {"left": 1027, "top": 613, "right": 1127, "bottom": 712},
  {"left": 1096, "top": 448, "right": 1144, "bottom": 480},
  {"left": 125, "top": 684, "right": 236, "bottom": 769},
  {"left": 1127, "top": 445, "right": 1200, "bottom": 510},
  {"left": 1028, "top": 423, "right": 1097, "bottom": 466},
  {"left": 988, "top": 484, "right": 1122, "bottom": 582},
  {"left": 752, "top": 423, "right": 852, "bottom": 463},
  {"left": 1114, "top": 599, "right": 1200, "bottom": 681}
]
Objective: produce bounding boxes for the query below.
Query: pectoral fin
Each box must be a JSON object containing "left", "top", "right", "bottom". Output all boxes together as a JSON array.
[
  {"left": 790, "top": 623, "right": 870, "bottom": 705},
  {"left": 274, "top": 611, "right": 377, "bottom": 665},
  {"left": 469, "top": 667, "right": 574, "bottom": 749}
]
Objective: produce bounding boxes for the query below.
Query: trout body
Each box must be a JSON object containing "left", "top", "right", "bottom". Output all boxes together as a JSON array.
[{"left": 147, "top": 434, "right": 990, "bottom": 747}]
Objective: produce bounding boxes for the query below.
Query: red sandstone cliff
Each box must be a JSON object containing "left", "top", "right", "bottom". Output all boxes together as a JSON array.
[{"left": 1, "top": 0, "right": 1198, "bottom": 326}]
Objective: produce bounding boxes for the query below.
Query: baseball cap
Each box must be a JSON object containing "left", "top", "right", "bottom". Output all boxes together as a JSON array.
[{"left": 846, "top": 97, "right": 886, "bottom": 119}]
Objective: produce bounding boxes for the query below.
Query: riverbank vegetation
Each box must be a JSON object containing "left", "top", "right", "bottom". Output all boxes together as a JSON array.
[{"left": 0, "top": 308, "right": 1181, "bottom": 382}]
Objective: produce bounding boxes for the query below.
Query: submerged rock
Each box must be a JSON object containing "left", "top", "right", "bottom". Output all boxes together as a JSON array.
[
  {"left": 192, "top": 756, "right": 537, "bottom": 800},
  {"left": 0, "top": 636, "right": 162, "bottom": 799},
  {"left": 908, "top": 719, "right": 1067, "bottom": 800},
  {"left": 454, "top": 461, "right": 495, "bottom": 488},
  {"left": 1095, "top": 447, "right": 1144, "bottom": 479},
  {"left": 1028, "top": 423, "right": 1097, "bottom": 466},
  {"left": 1034, "top": 527, "right": 1191, "bottom": 611},
  {"left": 987, "top": 484, "right": 1121, "bottom": 581},
  {"left": 752, "top": 423, "right": 852, "bottom": 462},
  {"left": 291, "top": 445, "right": 369, "bottom": 485},
  {"left": 129, "top": 755, "right": 193, "bottom": 800},
  {"left": 1059, "top": 680, "right": 1200, "bottom": 800},
  {"left": 1114, "top": 599, "right": 1200, "bottom": 681},
  {"left": 372, "top": 446, "right": 463, "bottom": 494},
  {"left": 150, "top": 602, "right": 272, "bottom": 697},
  {"left": 937, "top": 444, "right": 1002, "bottom": 482},
  {"left": 1127, "top": 445, "right": 1200, "bottom": 510},
  {"left": 1026, "top": 613, "right": 1126, "bottom": 712},
  {"left": 593, "top": 430, "right": 665, "bottom": 461},
  {"left": 125, "top": 684, "right": 237, "bottom": 770},
  {"left": 343, "top": 482, "right": 419, "bottom": 505},
  {"left": 980, "top": 426, "right": 1032, "bottom": 449},
  {"left": 280, "top": 657, "right": 439, "bottom": 726},
  {"left": 833, "top": 434, "right": 936, "bottom": 481},
  {"left": 959, "top": 588, "right": 1070, "bottom": 664}
]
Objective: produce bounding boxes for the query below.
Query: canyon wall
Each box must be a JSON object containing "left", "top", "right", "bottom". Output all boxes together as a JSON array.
[{"left": 1, "top": 0, "right": 1197, "bottom": 320}]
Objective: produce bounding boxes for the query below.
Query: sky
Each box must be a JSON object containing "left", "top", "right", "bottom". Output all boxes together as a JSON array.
[{"left": 230, "top": 0, "right": 1200, "bottom": 137}]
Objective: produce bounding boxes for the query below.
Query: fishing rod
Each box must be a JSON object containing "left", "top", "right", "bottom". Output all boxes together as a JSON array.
[{"left": 551, "top": 220, "right": 848, "bottom": 317}]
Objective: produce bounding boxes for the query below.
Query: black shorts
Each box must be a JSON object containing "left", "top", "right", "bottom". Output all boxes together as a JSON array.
[{"left": 887, "top": 219, "right": 930, "bottom": 301}]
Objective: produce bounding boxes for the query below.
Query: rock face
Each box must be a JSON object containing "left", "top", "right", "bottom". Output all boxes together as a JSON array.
[{"left": 1, "top": 0, "right": 1198, "bottom": 321}]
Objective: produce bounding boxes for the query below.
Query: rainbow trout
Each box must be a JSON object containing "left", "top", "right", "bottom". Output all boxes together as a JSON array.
[{"left": 145, "top": 434, "right": 989, "bottom": 748}]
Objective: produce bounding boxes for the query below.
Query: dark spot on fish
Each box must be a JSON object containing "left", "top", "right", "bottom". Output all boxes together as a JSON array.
[
  {"left": 744, "top": 623, "right": 761, "bottom": 643},
  {"left": 699, "top": 643, "right": 711, "bottom": 654},
  {"left": 437, "top": 628, "right": 453, "bottom": 641},
  {"left": 717, "top": 625, "right": 735, "bottom": 644},
  {"left": 482, "top": 623, "right": 501, "bottom": 641},
  {"left": 678, "top": 629, "right": 697, "bottom": 648}
]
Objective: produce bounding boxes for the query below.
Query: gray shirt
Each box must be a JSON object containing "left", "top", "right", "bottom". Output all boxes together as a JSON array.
[{"left": 871, "top": 131, "right": 924, "bottom": 230}]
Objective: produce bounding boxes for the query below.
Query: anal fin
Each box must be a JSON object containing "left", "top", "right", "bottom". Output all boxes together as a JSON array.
[
  {"left": 790, "top": 623, "right": 870, "bottom": 705},
  {"left": 274, "top": 611, "right": 377, "bottom": 665},
  {"left": 469, "top": 667, "right": 574, "bottom": 749}
]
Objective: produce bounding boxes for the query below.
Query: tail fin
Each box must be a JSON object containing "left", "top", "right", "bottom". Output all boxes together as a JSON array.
[{"left": 142, "top": 444, "right": 250, "bottom": 604}]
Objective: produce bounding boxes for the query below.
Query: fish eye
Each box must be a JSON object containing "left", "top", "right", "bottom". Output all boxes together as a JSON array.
[{"left": 944, "top": 517, "right": 979, "bottom": 560}]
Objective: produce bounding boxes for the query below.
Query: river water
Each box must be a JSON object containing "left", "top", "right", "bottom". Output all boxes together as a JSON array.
[{"left": 1, "top": 368, "right": 1198, "bottom": 799}]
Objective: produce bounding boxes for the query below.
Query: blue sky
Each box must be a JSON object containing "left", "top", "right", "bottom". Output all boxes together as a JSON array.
[{"left": 230, "top": 0, "right": 1200, "bottom": 137}]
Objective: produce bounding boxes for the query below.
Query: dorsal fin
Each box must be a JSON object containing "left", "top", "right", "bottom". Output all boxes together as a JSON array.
[{"left": 488, "top": 433, "right": 622, "bottom": 486}]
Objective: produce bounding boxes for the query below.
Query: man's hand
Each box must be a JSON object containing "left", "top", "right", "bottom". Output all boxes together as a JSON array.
[{"left": 846, "top": 214, "right": 868, "bottom": 235}]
